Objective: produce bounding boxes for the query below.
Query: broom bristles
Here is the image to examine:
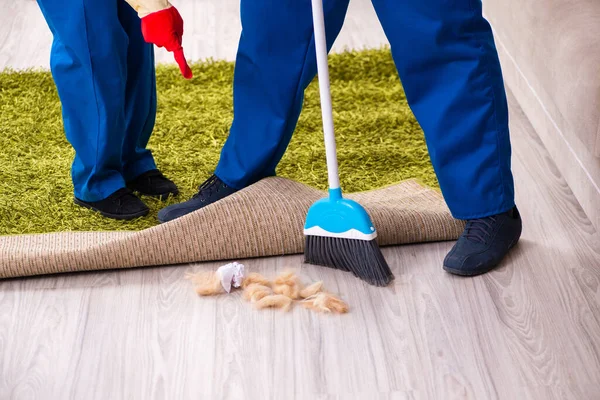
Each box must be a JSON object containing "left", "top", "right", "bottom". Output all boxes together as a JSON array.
[{"left": 304, "top": 236, "right": 395, "bottom": 287}]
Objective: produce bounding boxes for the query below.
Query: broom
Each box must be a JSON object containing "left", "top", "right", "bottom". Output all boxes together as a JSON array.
[{"left": 303, "top": 0, "right": 395, "bottom": 287}]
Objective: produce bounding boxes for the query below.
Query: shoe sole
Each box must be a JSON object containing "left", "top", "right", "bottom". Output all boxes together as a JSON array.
[
  {"left": 443, "top": 238, "right": 520, "bottom": 277},
  {"left": 74, "top": 198, "right": 150, "bottom": 220},
  {"left": 443, "top": 265, "right": 492, "bottom": 277}
]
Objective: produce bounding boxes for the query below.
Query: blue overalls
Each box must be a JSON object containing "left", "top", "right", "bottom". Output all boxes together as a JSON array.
[
  {"left": 36, "top": 0, "right": 157, "bottom": 202},
  {"left": 215, "top": 0, "right": 515, "bottom": 220}
]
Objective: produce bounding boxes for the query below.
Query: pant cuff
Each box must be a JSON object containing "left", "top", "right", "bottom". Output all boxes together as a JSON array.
[
  {"left": 450, "top": 201, "right": 516, "bottom": 220},
  {"left": 122, "top": 156, "right": 157, "bottom": 182}
]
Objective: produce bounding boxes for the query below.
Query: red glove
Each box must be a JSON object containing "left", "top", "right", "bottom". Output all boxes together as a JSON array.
[{"left": 141, "top": 6, "right": 193, "bottom": 79}]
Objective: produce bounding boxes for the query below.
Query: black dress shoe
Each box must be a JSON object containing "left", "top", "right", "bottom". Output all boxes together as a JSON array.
[
  {"left": 74, "top": 188, "right": 149, "bottom": 220},
  {"left": 157, "top": 174, "right": 237, "bottom": 223},
  {"left": 443, "top": 206, "right": 522, "bottom": 276},
  {"left": 126, "top": 169, "right": 179, "bottom": 200}
]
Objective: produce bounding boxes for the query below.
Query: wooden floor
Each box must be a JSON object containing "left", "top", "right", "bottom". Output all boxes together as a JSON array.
[
  {"left": 2, "top": 1, "right": 600, "bottom": 399},
  {"left": 0, "top": 0, "right": 387, "bottom": 71}
]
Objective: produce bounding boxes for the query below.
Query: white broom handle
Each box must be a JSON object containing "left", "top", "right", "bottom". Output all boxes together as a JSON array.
[{"left": 311, "top": 0, "right": 340, "bottom": 191}]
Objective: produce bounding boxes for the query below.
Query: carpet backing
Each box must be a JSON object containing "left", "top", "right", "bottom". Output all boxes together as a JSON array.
[{"left": 0, "top": 178, "right": 463, "bottom": 279}]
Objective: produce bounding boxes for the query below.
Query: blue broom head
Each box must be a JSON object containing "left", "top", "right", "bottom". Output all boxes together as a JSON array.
[{"left": 303, "top": 188, "right": 377, "bottom": 240}]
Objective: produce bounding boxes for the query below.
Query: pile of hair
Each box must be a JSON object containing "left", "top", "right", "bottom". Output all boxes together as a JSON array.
[{"left": 187, "top": 270, "right": 349, "bottom": 314}]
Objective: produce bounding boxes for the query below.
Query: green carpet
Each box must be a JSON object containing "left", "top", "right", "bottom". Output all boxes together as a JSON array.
[{"left": 0, "top": 48, "right": 436, "bottom": 235}]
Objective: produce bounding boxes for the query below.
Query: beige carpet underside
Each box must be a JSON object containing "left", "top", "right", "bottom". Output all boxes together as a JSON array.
[{"left": 0, "top": 178, "right": 465, "bottom": 279}]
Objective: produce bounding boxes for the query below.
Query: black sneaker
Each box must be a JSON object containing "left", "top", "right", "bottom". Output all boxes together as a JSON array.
[
  {"left": 443, "top": 206, "right": 522, "bottom": 276},
  {"left": 126, "top": 169, "right": 179, "bottom": 200},
  {"left": 74, "top": 188, "right": 149, "bottom": 220},
  {"left": 157, "top": 174, "right": 237, "bottom": 223}
]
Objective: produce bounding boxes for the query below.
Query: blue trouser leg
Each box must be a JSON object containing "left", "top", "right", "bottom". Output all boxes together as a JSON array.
[
  {"left": 214, "top": 0, "right": 350, "bottom": 189},
  {"left": 118, "top": 1, "right": 158, "bottom": 182},
  {"left": 217, "top": 0, "right": 514, "bottom": 219},
  {"left": 370, "top": 0, "right": 514, "bottom": 219},
  {"left": 37, "top": 0, "right": 157, "bottom": 201}
]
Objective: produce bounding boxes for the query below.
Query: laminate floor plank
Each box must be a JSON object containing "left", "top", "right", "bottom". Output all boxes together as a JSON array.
[{"left": 0, "top": 0, "right": 387, "bottom": 71}]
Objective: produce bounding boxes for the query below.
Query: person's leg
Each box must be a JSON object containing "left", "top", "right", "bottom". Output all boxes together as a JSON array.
[
  {"left": 117, "top": 1, "right": 158, "bottom": 182},
  {"left": 371, "top": 0, "right": 514, "bottom": 219},
  {"left": 215, "top": 0, "right": 350, "bottom": 189},
  {"left": 370, "top": 0, "right": 521, "bottom": 275},
  {"left": 117, "top": 1, "right": 178, "bottom": 199},
  {"left": 37, "top": 0, "right": 129, "bottom": 202},
  {"left": 158, "top": 0, "right": 349, "bottom": 222}
]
